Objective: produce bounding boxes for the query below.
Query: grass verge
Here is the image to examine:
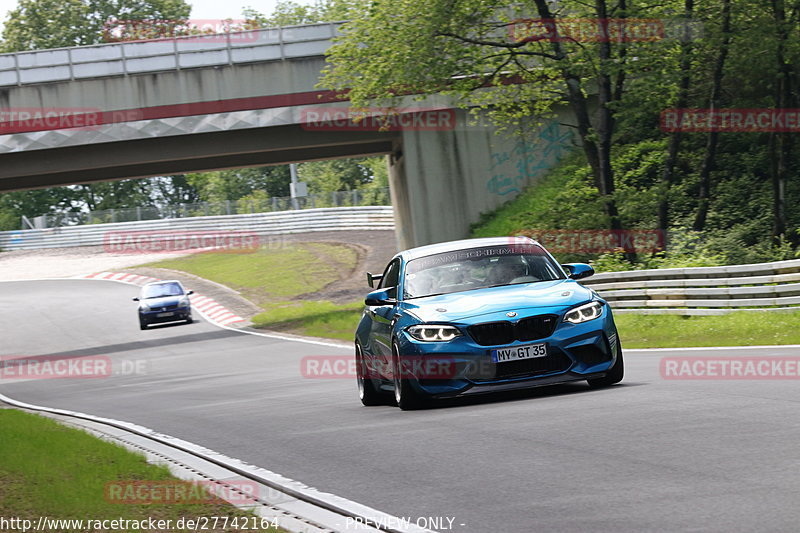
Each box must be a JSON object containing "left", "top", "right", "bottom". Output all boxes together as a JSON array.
[
  {"left": 141, "top": 242, "right": 363, "bottom": 340},
  {"left": 142, "top": 242, "right": 358, "bottom": 304},
  {"left": 251, "top": 300, "right": 363, "bottom": 342},
  {"left": 615, "top": 311, "right": 800, "bottom": 349},
  {"left": 0, "top": 409, "right": 280, "bottom": 532},
  {"left": 141, "top": 241, "right": 800, "bottom": 349}
]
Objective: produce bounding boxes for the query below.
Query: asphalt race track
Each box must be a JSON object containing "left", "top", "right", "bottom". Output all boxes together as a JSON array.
[{"left": 3, "top": 279, "right": 800, "bottom": 532}]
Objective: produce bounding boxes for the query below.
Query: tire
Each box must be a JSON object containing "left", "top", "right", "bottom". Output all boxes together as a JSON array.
[
  {"left": 186, "top": 315, "right": 193, "bottom": 324},
  {"left": 588, "top": 342, "right": 624, "bottom": 389},
  {"left": 356, "top": 343, "right": 384, "bottom": 406},
  {"left": 139, "top": 319, "right": 148, "bottom": 330},
  {"left": 392, "top": 341, "right": 425, "bottom": 410}
]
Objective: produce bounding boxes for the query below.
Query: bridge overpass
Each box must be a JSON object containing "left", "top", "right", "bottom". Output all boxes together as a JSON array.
[{"left": 0, "top": 22, "right": 575, "bottom": 248}]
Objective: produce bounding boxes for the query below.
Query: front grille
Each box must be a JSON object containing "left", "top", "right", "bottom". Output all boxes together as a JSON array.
[
  {"left": 154, "top": 303, "right": 179, "bottom": 311},
  {"left": 474, "top": 348, "right": 573, "bottom": 381},
  {"left": 516, "top": 315, "right": 558, "bottom": 341},
  {"left": 468, "top": 314, "right": 559, "bottom": 346},
  {"left": 468, "top": 321, "right": 515, "bottom": 346}
]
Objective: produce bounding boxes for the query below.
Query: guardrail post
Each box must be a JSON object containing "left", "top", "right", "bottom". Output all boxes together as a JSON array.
[
  {"left": 226, "top": 200, "right": 231, "bottom": 215},
  {"left": 136, "top": 206, "right": 142, "bottom": 221},
  {"left": 67, "top": 48, "right": 75, "bottom": 80},
  {"left": 226, "top": 30, "right": 233, "bottom": 66},
  {"left": 12, "top": 52, "right": 23, "bottom": 85},
  {"left": 121, "top": 43, "right": 128, "bottom": 76},
  {"left": 173, "top": 37, "right": 180, "bottom": 70}
]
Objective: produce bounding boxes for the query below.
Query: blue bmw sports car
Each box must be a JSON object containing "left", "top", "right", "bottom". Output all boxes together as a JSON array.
[{"left": 355, "top": 236, "right": 623, "bottom": 409}]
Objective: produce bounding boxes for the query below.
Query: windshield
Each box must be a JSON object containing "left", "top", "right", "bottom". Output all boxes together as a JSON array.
[
  {"left": 142, "top": 282, "right": 184, "bottom": 299},
  {"left": 403, "top": 244, "right": 565, "bottom": 299}
]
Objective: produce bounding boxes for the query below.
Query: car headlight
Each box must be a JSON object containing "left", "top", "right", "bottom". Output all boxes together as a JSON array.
[
  {"left": 564, "top": 301, "right": 603, "bottom": 324},
  {"left": 139, "top": 304, "right": 151, "bottom": 312},
  {"left": 179, "top": 297, "right": 191, "bottom": 308},
  {"left": 406, "top": 325, "right": 462, "bottom": 342}
]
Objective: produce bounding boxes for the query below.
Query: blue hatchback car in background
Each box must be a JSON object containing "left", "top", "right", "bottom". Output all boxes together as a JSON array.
[
  {"left": 355, "top": 237, "right": 623, "bottom": 409},
  {"left": 133, "top": 280, "right": 194, "bottom": 330}
]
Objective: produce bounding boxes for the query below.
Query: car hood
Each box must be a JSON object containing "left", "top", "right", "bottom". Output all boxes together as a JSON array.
[
  {"left": 401, "top": 280, "right": 595, "bottom": 323},
  {"left": 140, "top": 296, "right": 185, "bottom": 307}
]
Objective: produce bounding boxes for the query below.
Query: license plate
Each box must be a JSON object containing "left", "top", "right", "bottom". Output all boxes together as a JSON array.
[
  {"left": 492, "top": 343, "right": 548, "bottom": 363},
  {"left": 156, "top": 312, "right": 175, "bottom": 317}
]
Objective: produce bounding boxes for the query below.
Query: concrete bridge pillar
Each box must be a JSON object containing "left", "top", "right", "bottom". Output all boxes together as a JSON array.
[{"left": 388, "top": 109, "right": 576, "bottom": 249}]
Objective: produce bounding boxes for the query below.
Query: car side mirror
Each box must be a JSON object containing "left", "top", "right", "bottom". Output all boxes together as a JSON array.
[
  {"left": 365, "top": 288, "right": 396, "bottom": 306},
  {"left": 562, "top": 263, "right": 595, "bottom": 280},
  {"left": 132, "top": 297, "right": 140, "bottom": 301},
  {"left": 186, "top": 290, "right": 194, "bottom": 295},
  {"left": 366, "top": 272, "right": 383, "bottom": 288}
]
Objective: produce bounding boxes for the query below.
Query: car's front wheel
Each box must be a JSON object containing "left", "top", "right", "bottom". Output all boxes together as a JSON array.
[
  {"left": 587, "top": 344, "right": 624, "bottom": 388},
  {"left": 356, "top": 343, "right": 384, "bottom": 406},
  {"left": 392, "top": 341, "right": 425, "bottom": 410},
  {"left": 139, "top": 318, "right": 148, "bottom": 330}
]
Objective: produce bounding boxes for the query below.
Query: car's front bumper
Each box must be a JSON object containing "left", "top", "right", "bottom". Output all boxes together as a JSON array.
[
  {"left": 393, "top": 309, "right": 619, "bottom": 398},
  {"left": 139, "top": 307, "right": 191, "bottom": 324}
]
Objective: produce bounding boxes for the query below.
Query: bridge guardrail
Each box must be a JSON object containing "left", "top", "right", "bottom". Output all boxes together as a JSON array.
[
  {"left": 583, "top": 260, "right": 800, "bottom": 315},
  {"left": 0, "top": 206, "right": 394, "bottom": 250},
  {"left": 0, "top": 22, "right": 344, "bottom": 87}
]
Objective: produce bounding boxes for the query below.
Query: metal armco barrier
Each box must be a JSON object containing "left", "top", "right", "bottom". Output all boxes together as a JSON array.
[
  {"left": 0, "top": 206, "right": 394, "bottom": 250},
  {"left": 583, "top": 259, "right": 800, "bottom": 315}
]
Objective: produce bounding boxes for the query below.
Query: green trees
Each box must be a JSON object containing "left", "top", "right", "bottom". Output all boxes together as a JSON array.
[
  {"left": 243, "top": 0, "right": 364, "bottom": 27},
  {"left": 185, "top": 167, "right": 291, "bottom": 203},
  {"left": 322, "top": 0, "right": 686, "bottom": 230},
  {"left": 1, "top": 0, "right": 191, "bottom": 51},
  {"left": 323, "top": 0, "right": 800, "bottom": 261}
]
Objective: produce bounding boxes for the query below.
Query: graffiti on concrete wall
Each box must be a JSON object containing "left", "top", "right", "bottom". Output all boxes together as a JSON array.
[{"left": 485, "top": 121, "right": 574, "bottom": 196}]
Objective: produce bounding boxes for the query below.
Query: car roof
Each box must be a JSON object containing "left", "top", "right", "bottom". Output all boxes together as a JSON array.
[{"left": 398, "top": 236, "right": 541, "bottom": 261}]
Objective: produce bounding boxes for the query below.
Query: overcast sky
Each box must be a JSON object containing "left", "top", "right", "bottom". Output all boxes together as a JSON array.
[{"left": 0, "top": 0, "right": 302, "bottom": 35}]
